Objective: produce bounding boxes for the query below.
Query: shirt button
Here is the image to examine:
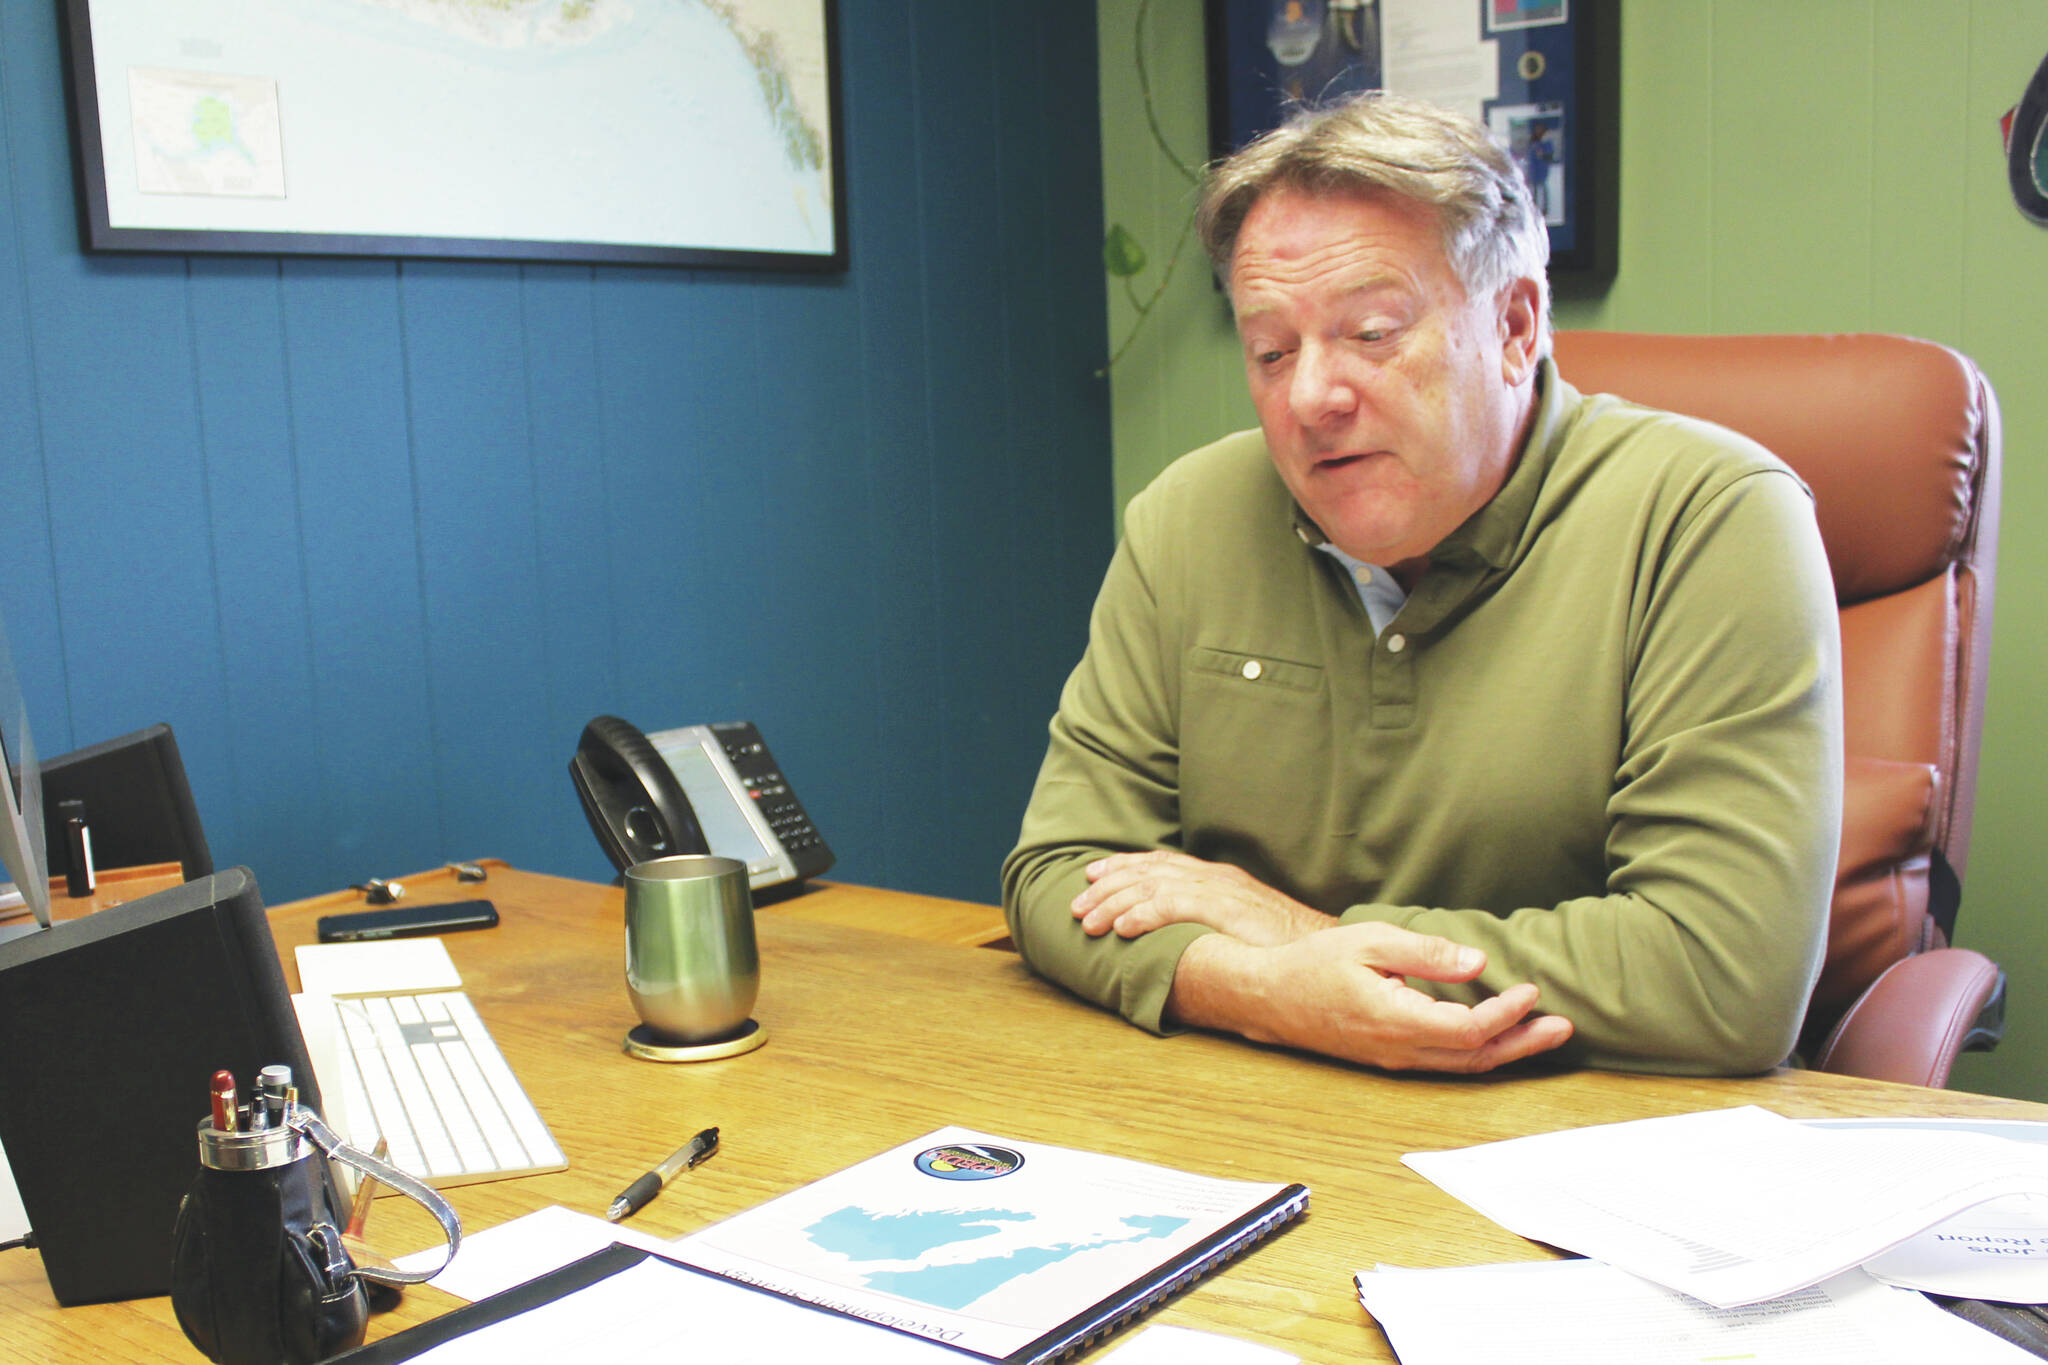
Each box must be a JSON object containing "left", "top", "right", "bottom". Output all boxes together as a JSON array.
[
  {"left": 1241, "top": 659, "right": 1263, "bottom": 680},
  {"left": 1385, "top": 634, "right": 1407, "bottom": 654}
]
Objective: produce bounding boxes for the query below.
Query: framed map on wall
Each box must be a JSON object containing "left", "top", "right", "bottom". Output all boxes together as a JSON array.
[{"left": 58, "top": 0, "right": 847, "bottom": 271}]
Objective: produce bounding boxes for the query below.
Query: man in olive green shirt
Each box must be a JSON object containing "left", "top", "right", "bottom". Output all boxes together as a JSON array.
[{"left": 1001, "top": 94, "right": 1841, "bottom": 1076}]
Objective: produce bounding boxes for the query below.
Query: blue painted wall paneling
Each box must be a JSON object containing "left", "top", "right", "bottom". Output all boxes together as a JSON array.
[
  {"left": 518, "top": 263, "right": 621, "bottom": 875},
  {"left": 919, "top": 1, "right": 1016, "bottom": 897},
  {"left": 0, "top": 16, "right": 68, "bottom": 763},
  {"left": 840, "top": 1, "right": 946, "bottom": 891},
  {"left": 0, "top": 0, "right": 1112, "bottom": 906},
  {"left": 187, "top": 258, "right": 326, "bottom": 879},
  {"left": 281, "top": 260, "right": 443, "bottom": 881},
  {"left": 401, "top": 263, "right": 556, "bottom": 869}
]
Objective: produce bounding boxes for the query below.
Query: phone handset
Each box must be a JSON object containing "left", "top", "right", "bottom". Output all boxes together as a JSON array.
[{"left": 568, "top": 715, "right": 711, "bottom": 874}]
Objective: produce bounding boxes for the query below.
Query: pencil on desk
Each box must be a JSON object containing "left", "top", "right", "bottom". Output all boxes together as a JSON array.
[{"left": 344, "top": 1137, "right": 389, "bottom": 1239}]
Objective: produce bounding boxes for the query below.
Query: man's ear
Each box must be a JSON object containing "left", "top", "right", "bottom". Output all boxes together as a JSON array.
[{"left": 1497, "top": 277, "right": 1543, "bottom": 386}]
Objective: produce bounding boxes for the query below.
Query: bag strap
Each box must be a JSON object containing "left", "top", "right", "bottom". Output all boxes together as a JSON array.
[{"left": 287, "top": 1108, "right": 463, "bottom": 1286}]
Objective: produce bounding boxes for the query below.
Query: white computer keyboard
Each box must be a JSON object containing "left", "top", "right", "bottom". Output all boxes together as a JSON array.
[{"left": 321, "top": 989, "right": 567, "bottom": 1187}]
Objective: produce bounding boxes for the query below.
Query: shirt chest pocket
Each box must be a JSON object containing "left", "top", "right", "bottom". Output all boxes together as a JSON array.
[
  {"left": 1180, "top": 647, "right": 1354, "bottom": 844},
  {"left": 1187, "top": 646, "right": 1322, "bottom": 692}
]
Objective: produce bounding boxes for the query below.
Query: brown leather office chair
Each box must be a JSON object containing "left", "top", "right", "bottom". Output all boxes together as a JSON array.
[{"left": 1552, "top": 332, "right": 2005, "bottom": 1087}]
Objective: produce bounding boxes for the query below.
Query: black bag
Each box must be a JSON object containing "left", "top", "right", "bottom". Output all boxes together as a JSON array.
[{"left": 171, "top": 1102, "right": 460, "bottom": 1365}]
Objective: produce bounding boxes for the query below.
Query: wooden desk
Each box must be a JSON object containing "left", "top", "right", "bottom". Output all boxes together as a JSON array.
[
  {"left": 6, "top": 863, "right": 2046, "bottom": 1363},
  {"left": 271, "top": 859, "right": 1014, "bottom": 949},
  {"left": 4, "top": 860, "right": 186, "bottom": 926}
]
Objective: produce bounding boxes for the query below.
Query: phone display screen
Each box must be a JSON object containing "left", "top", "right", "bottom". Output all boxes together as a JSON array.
[{"left": 659, "top": 741, "right": 774, "bottom": 867}]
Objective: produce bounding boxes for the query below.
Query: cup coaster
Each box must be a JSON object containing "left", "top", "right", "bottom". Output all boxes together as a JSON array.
[{"left": 623, "top": 1019, "right": 767, "bottom": 1063}]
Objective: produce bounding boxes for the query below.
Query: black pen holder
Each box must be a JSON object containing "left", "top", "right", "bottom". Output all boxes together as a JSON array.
[
  {"left": 170, "top": 1105, "right": 463, "bottom": 1365},
  {"left": 170, "top": 1116, "right": 368, "bottom": 1365}
]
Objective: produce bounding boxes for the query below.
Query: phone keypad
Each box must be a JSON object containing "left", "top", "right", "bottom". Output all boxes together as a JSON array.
[{"left": 713, "top": 723, "right": 833, "bottom": 877}]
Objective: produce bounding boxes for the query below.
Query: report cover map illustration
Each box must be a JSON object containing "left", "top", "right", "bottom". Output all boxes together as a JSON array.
[{"left": 670, "top": 1127, "right": 1306, "bottom": 1360}]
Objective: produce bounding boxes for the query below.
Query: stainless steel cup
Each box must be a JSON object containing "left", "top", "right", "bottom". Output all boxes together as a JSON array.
[{"left": 623, "top": 854, "right": 758, "bottom": 1044}]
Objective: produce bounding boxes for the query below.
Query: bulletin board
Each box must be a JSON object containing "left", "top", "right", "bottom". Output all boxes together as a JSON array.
[{"left": 1205, "top": 0, "right": 1617, "bottom": 285}]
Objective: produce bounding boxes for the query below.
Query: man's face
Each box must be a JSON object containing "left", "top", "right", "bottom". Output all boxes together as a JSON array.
[{"left": 1229, "top": 186, "right": 1540, "bottom": 573}]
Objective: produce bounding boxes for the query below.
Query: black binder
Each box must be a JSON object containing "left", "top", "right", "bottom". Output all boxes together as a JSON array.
[{"left": 0, "top": 868, "right": 322, "bottom": 1305}]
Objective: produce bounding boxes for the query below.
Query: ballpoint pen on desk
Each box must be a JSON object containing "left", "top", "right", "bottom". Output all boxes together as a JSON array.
[{"left": 606, "top": 1126, "right": 719, "bottom": 1223}]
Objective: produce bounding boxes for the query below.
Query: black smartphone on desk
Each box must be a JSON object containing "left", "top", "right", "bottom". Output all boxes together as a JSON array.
[{"left": 316, "top": 899, "right": 498, "bottom": 943}]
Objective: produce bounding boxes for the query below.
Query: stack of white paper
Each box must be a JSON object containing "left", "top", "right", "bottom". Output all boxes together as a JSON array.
[
  {"left": 1356, "top": 1260, "right": 2040, "bottom": 1365},
  {"left": 1366, "top": 1106, "right": 2048, "bottom": 1363},
  {"left": 1402, "top": 1105, "right": 2048, "bottom": 1307}
]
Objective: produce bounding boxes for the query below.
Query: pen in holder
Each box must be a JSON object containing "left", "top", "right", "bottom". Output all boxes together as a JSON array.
[{"left": 170, "top": 1079, "right": 462, "bottom": 1365}]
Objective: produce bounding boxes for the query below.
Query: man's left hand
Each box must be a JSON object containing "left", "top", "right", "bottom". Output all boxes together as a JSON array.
[{"left": 1072, "top": 849, "right": 1328, "bottom": 946}]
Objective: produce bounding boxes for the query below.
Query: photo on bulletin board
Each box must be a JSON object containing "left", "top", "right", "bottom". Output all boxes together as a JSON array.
[
  {"left": 1204, "top": 0, "right": 1616, "bottom": 285},
  {"left": 57, "top": 0, "right": 848, "bottom": 271}
]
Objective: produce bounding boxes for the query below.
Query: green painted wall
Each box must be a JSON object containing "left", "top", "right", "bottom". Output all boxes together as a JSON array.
[{"left": 1096, "top": 0, "right": 2048, "bottom": 1100}]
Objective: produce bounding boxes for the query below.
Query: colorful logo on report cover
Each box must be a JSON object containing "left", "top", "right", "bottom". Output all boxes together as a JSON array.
[{"left": 914, "top": 1142, "right": 1025, "bottom": 1181}]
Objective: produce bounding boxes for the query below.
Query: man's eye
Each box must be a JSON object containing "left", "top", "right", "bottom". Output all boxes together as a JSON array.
[
  {"left": 1357, "top": 328, "right": 1386, "bottom": 343},
  {"left": 1255, "top": 349, "right": 1287, "bottom": 366}
]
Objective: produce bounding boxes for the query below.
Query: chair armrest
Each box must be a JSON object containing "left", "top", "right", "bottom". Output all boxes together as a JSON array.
[{"left": 1811, "top": 948, "right": 2006, "bottom": 1087}]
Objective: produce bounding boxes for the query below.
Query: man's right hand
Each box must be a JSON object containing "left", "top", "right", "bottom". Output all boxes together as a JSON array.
[{"left": 1166, "top": 921, "right": 1575, "bottom": 1074}]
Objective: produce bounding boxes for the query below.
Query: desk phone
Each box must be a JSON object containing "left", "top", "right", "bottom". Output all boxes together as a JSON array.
[{"left": 569, "top": 716, "right": 833, "bottom": 893}]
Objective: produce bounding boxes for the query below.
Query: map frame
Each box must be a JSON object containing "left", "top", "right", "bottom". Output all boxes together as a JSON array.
[{"left": 58, "top": 0, "right": 849, "bottom": 272}]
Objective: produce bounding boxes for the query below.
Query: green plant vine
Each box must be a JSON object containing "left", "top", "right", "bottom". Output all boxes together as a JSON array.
[{"left": 1099, "top": 0, "right": 1205, "bottom": 378}]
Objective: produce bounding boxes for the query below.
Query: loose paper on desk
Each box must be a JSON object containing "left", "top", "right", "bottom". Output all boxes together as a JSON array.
[
  {"left": 1402, "top": 1105, "right": 2048, "bottom": 1307},
  {"left": 668, "top": 1125, "right": 1305, "bottom": 1361},
  {"left": 390, "top": 1205, "right": 674, "bottom": 1302},
  {"left": 1805, "top": 1118, "right": 2048, "bottom": 1302},
  {"left": 1355, "top": 1260, "right": 2041, "bottom": 1365},
  {"left": 1860, "top": 1193, "right": 2048, "bottom": 1301}
]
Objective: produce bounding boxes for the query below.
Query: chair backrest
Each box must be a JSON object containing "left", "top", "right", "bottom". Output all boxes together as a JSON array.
[{"left": 1550, "top": 332, "right": 2002, "bottom": 1046}]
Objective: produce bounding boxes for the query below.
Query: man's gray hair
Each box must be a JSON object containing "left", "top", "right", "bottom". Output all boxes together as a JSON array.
[{"left": 1197, "top": 92, "right": 1551, "bottom": 328}]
